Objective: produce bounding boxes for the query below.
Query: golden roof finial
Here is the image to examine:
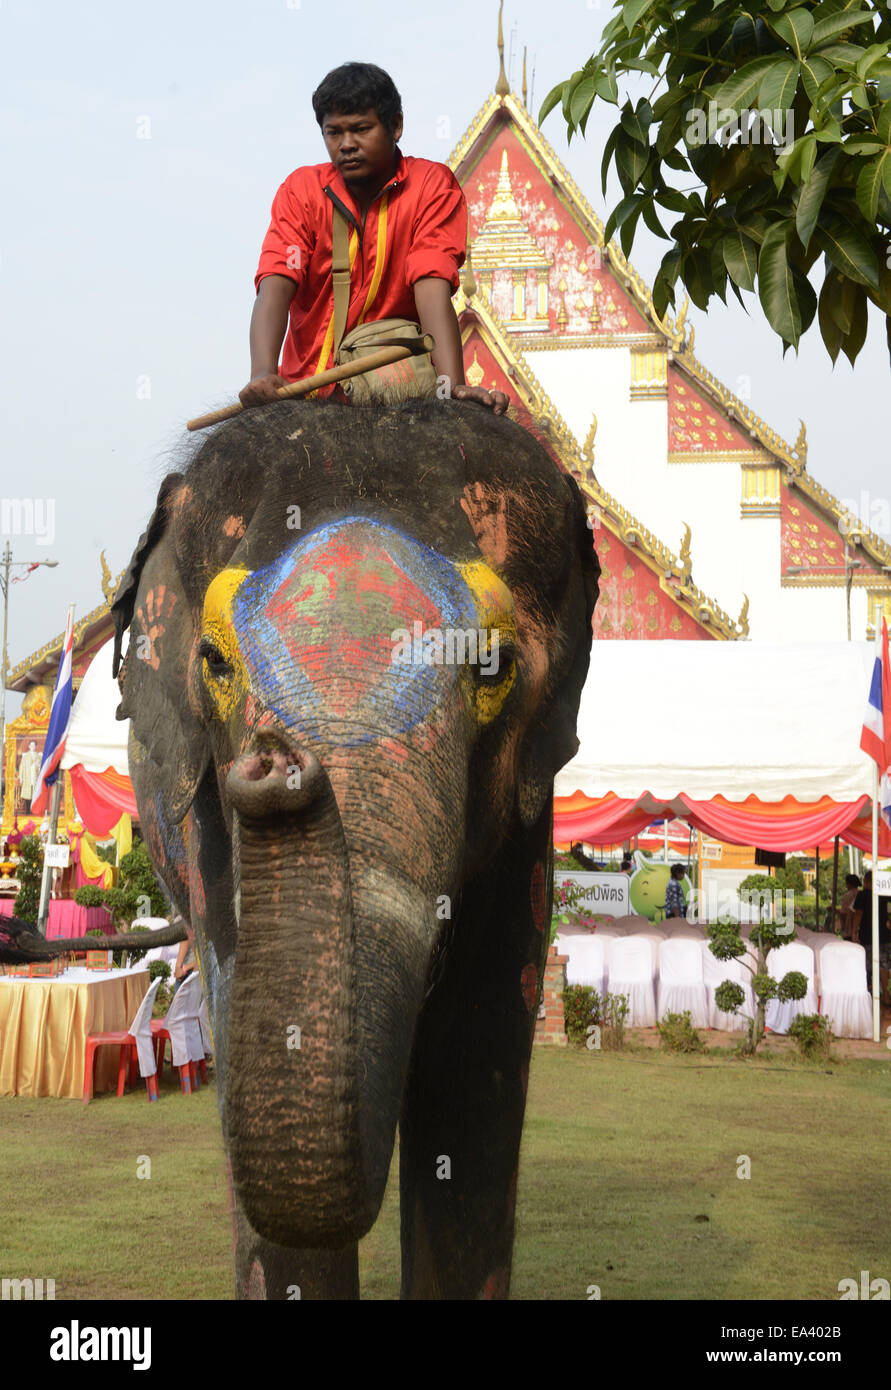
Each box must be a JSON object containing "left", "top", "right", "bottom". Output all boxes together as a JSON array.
[
  {"left": 679, "top": 522, "right": 692, "bottom": 584},
  {"left": 793, "top": 419, "right": 807, "bottom": 470},
  {"left": 522, "top": 46, "right": 528, "bottom": 109},
  {"left": 737, "top": 593, "right": 750, "bottom": 638},
  {"left": 496, "top": 0, "right": 510, "bottom": 96},
  {"left": 100, "top": 550, "right": 115, "bottom": 607}
]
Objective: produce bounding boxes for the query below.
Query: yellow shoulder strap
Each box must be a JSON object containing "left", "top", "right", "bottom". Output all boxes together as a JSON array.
[{"left": 331, "top": 205, "right": 351, "bottom": 358}]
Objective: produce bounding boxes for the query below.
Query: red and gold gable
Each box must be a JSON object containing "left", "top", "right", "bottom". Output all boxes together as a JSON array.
[
  {"left": 781, "top": 489, "right": 847, "bottom": 576},
  {"left": 593, "top": 533, "right": 713, "bottom": 640},
  {"left": 460, "top": 125, "right": 649, "bottom": 337},
  {"left": 668, "top": 365, "right": 755, "bottom": 455}
]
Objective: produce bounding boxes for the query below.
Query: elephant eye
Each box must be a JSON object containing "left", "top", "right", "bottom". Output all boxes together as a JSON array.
[
  {"left": 477, "top": 642, "right": 515, "bottom": 685},
  {"left": 199, "top": 638, "right": 233, "bottom": 679}
]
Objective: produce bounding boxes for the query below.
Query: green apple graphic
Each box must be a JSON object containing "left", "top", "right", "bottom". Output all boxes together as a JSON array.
[{"left": 628, "top": 852, "right": 692, "bottom": 921}]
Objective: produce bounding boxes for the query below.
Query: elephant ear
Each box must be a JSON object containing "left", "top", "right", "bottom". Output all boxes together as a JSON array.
[
  {"left": 515, "top": 472, "right": 599, "bottom": 828},
  {"left": 113, "top": 473, "right": 211, "bottom": 825}
]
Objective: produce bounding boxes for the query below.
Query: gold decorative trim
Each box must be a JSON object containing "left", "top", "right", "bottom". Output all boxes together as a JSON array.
[
  {"left": 630, "top": 348, "right": 668, "bottom": 401},
  {"left": 782, "top": 570, "right": 891, "bottom": 589},
  {"left": 513, "top": 332, "right": 665, "bottom": 351},
  {"left": 668, "top": 449, "right": 773, "bottom": 465},
  {"left": 741, "top": 464, "right": 782, "bottom": 517},
  {"left": 867, "top": 592, "right": 891, "bottom": 639}
]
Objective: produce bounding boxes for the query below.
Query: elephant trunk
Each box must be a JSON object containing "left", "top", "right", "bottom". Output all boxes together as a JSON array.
[{"left": 225, "top": 739, "right": 369, "bottom": 1248}]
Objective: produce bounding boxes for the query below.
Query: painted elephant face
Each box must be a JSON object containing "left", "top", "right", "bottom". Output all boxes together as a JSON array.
[{"left": 114, "top": 398, "right": 597, "bottom": 1251}]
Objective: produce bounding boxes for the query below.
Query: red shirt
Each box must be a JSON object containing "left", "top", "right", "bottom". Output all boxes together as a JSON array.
[{"left": 254, "top": 149, "right": 467, "bottom": 391}]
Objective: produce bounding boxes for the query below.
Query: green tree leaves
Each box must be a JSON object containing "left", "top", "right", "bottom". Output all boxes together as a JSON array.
[{"left": 541, "top": 0, "right": 891, "bottom": 365}]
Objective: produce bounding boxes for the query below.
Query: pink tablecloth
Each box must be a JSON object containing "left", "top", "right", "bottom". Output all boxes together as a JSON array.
[{"left": 0, "top": 899, "right": 112, "bottom": 940}]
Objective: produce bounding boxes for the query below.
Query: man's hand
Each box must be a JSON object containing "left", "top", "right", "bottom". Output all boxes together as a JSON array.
[
  {"left": 451, "top": 382, "right": 510, "bottom": 416},
  {"left": 239, "top": 373, "right": 289, "bottom": 408}
]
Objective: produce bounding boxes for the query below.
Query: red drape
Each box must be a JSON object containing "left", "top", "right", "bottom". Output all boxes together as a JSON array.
[
  {"left": 554, "top": 789, "right": 887, "bottom": 853},
  {"left": 68, "top": 766, "right": 138, "bottom": 837}
]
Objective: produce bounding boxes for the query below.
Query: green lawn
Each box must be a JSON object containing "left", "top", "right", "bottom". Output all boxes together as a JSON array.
[{"left": 2, "top": 1046, "right": 888, "bottom": 1299}]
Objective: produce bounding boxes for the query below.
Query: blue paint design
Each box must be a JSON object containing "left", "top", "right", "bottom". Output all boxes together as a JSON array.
[{"left": 232, "top": 518, "right": 476, "bottom": 748}]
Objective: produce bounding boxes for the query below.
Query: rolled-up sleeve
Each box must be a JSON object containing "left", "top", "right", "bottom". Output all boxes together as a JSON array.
[
  {"left": 404, "top": 167, "right": 468, "bottom": 290},
  {"left": 254, "top": 173, "right": 314, "bottom": 292}
]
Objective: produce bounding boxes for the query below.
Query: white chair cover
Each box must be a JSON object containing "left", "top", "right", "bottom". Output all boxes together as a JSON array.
[
  {"left": 628, "top": 930, "right": 664, "bottom": 976},
  {"left": 818, "top": 942, "right": 873, "bottom": 1039},
  {"left": 700, "top": 941, "right": 753, "bottom": 1032},
  {"left": 557, "top": 934, "right": 607, "bottom": 994},
  {"left": 162, "top": 972, "right": 204, "bottom": 1067},
  {"left": 658, "top": 938, "right": 709, "bottom": 1026},
  {"left": 765, "top": 941, "right": 817, "bottom": 1033},
  {"left": 606, "top": 936, "right": 656, "bottom": 1026},
  {"left": 127, "top": 975, "right": 161, "bottom": 1077}
]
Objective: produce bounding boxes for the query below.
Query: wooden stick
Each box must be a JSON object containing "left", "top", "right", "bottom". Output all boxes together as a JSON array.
[{"left": 186, "top": 337, "right": 435, "bottom": 432}]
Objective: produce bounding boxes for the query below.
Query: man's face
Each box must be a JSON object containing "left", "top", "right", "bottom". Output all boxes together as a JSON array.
[{"left": 321, "top": 108, "right": 403, "bottom": 188}]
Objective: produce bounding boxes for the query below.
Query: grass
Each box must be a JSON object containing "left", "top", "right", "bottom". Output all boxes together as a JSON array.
[{"left": 1, "top": 1045, "right": 888, "bottom": 1299}]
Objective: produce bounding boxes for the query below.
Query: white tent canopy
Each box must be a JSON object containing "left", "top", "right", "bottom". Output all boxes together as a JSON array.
[
  {"left": 555, "top": 641, "right": 876, "bottom": 804},
  {"left": 62, "top": 636, "right": 130, "bottom": 776}
]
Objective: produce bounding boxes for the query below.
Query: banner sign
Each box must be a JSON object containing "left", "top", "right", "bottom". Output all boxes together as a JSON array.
[
  {"left": 876, "top": 871, "right": 891, "bottom": 897},
  {"left": 44, "top": 845, "right": 70, "bottom": 868},
  {"left": 556, "top": 872, "right": 629, "bottom": 917}
]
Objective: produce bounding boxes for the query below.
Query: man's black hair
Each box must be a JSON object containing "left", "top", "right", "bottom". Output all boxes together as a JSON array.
[
  {"left": 312, "top": 63, "right": 403, "bottom": 134},
  {"left": 670, "top": 863, "right": 686, "bottom": 878}
]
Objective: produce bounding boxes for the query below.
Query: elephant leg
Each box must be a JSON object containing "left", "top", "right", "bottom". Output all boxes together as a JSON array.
[
  {"left": 399, "top": 808, "right": 553, "bottom": 1300},
  {"left": 230, "top": 1179, "right": 359, "bottom": 1300}
]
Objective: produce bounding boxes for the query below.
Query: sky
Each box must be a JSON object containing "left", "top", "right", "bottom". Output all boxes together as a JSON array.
[{"left": 1, "top": 0, "right": 888, "bottom": 721}]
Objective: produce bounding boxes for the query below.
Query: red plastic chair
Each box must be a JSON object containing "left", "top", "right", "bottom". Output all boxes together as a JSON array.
[
  {"left": 151, "top": 974, "right": 207, "bottom": 1092},
  {"left": 82, "top": 977, "right": 161, "bottom": 1104},
  {"left": 82, "top": 1032, "right": 159, "bottom": 1103}
]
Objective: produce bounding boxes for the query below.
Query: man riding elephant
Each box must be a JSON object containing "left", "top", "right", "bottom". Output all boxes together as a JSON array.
[{"left": 239, "top": 61, "right": 509, "bottom": 417}]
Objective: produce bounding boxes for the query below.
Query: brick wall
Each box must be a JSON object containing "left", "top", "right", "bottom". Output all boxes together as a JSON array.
[{"left": 534, "top": 944, "right": 568, "bottom": 1046}]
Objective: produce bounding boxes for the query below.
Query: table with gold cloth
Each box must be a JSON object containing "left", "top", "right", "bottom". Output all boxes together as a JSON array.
[{"left": 0, "top": 967, "right": 150, "bottom": 1098}]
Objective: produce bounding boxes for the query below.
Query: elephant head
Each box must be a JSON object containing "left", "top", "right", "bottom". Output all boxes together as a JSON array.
[{"left": 111, "top": 397, "right": 597, "bottom": 1293}]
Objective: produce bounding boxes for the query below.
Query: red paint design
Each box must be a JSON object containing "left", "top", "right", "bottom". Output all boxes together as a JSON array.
[
  {"left": 265, "top": 534, "right": 441, "bottom": 716},
  {"left": 520, "top": 963, "right": 538, "bottom": 1013},
  {"left": 530, "top": 862, "right": 546, "bottom": 932},
  {"left": 137, "top": 586, "right": 177, "bottom": 671},
  {"left": 379, "top": 736, "right": 409, "bottom": 761},
  {"left": 223, "top": 515, "right": 246, "bottom": 538}
]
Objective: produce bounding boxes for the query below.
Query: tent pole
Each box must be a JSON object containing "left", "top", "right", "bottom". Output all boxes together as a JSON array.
[
  {"left": 36, "top": 778, "right": 62, "bottom": 936},
  {"left": 871, "top": 765, "right": 880, "bottom": 1043},
  {"left": 814, "top": 844, "right": 819, "bottom": 930},
  {"left": 830, "top": 836, "right": 840, "bottom": 936}
]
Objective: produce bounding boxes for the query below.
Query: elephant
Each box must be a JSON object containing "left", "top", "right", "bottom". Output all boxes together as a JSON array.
[{"left": 7, "top": 396, "right": 598, "bottom": 1299}]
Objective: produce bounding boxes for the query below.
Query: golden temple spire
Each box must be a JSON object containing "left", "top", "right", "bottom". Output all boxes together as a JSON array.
[
  {"left": 522, "top": 46, "right": 528, "bottom": 109},
  {"left": 490, "top": 149, "right": 521, "bottom": 221},
  {"left": 496, "top": 0, "right": 510, "bottom": 96}
]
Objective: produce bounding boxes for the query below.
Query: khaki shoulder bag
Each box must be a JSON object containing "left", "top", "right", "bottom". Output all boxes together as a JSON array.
[{"left": 331, "top": 204, "right": 439, "bottom": 404}]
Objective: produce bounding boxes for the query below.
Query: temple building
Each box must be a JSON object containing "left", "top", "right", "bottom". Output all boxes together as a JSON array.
[{"left": 3, "top": 49, "right": 890, "bottom": 836}]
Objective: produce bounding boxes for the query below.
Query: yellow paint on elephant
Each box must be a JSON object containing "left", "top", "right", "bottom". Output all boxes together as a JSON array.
[
  {"left": 458, "top": 561, "right": 517, "bottom": 725},
  {"left": 201, "top": 566, "right": 252, "bottom": 721}
]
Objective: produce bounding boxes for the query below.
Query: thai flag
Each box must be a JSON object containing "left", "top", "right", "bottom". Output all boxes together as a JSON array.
[
  {"left": 29, "top": 608, "right": 74, "bottom": 815},
  {"left": 860, "top": 616, "right": 891, "bottom": 830}
]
